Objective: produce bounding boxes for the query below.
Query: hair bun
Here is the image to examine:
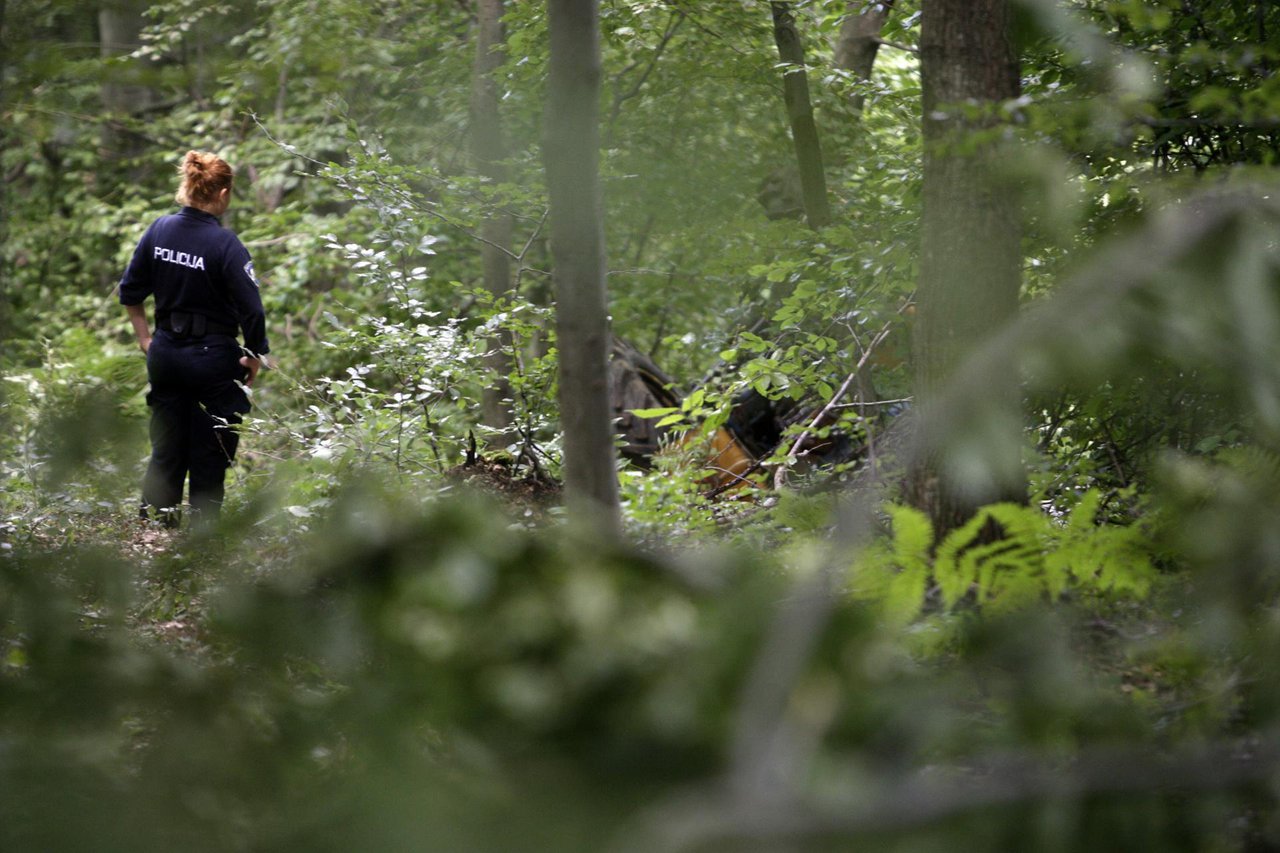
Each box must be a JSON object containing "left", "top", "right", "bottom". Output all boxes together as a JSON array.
[{"left": 175, "top": 150, "right": 233, "bottom": 207}]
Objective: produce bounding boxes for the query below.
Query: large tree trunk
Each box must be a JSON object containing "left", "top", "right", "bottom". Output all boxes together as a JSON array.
[
  {"left": 770, "top": 1, "right": 830, "bottom": 229},
  {"left": 908, "top": 0, "right": 1025, "bottom": 535},
  {"left": 470, "top": 0, "right": 516, "bottom": 438},
  {"left": 835, "top": 0, "right": 895, "bottom": 114},
  {"left": 544, "top": 0, "right": 622, "bottom": 535}
]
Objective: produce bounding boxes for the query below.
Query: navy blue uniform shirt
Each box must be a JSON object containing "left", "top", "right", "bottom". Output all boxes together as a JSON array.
[{"left": 119, "top": 207, "right": 270, "bottom": 355}]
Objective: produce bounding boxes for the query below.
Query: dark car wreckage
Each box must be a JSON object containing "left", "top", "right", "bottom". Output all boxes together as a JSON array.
[{"left": 608, "top": 337, "right": 870, "bottom": 494}]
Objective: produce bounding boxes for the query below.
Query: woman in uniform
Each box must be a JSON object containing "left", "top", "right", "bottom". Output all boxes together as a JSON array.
[{"left": 118, "top": 150, "right": 270, "bottom": 527}]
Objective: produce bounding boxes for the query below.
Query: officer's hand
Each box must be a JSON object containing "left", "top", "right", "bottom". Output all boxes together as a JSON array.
[
  {"left": 239, "top": 355, "right": 262, "bottom": 386},
  {"left": 138, "top": 336, "right": 151, "bottom": 355}
]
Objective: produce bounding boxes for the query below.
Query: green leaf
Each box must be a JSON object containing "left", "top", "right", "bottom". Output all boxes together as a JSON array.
[{"left": 630, "top": 406, "right": 679, "bottom": 419}]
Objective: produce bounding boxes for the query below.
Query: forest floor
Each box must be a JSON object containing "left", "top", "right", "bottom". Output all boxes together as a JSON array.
[{"left": 446, "top": 455, "right": 562, "bottom": 515}]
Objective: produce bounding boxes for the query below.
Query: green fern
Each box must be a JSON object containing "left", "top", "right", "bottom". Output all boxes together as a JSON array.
[
  {"left": 851, "top": 503, "right": 934, "bottom": 625},
  {"left": 1216, "top": 444, "right": 1280, "bottom": 487},
  {"left": 850, "top": 490, "right": 1156, "bottom": 621}
]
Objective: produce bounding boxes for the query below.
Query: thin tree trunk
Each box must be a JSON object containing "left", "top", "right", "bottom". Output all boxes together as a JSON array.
[
  {"left": 98, "top": 1, "right": 154, "bottom": 161},
  {"left": 470, "top": 0, "right": 516, "bottom": 438},
  {"left": 907, "top": 0, "right": 1025, "bottom": 535},
  {"left": 0, "top": 0, "right": 9, "bottom": 350},
  {"left": 834, "top": 2, "right": 897, "bottom": 407},
  {"left": 544, "top": 0, "right": 622, "bottom": 535},
  {"left": 834, "top": 0, "right": 895, "bottom": 114},
  {"left": 770, "top": 1, "right": 830, "bottom": 229}
]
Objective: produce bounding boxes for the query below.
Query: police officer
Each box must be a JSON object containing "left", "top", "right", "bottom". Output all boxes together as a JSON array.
[{"left": 119, "top": 150, "right": 270, "bottom": 527}]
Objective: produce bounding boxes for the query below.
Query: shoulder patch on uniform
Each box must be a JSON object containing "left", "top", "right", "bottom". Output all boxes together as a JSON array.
[{"left": 244, "top": 260, "right": 258, "bottom": 287}]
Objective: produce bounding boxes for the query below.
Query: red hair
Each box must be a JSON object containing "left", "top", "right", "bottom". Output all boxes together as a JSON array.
[{"left": 175, "top": 150, "right": 233, "bottom": 207}]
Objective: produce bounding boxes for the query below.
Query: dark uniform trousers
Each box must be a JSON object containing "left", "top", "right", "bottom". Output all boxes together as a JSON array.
[{"left": 142, "top": 328, "right": 251, "bottom": 521}]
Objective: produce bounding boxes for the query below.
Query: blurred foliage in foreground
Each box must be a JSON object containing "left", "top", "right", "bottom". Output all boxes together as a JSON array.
[{"left": 1, "top": 471, "right": 1278, "bottom": 852}]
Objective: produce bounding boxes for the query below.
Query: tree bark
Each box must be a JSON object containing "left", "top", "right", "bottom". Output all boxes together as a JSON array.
[
  {"left": 98, "top": 1, "right": 155, "bottom": 161},
  {"left": 470, "top": 0, "right": 516, "bottom": 438},
  {"left": 834, "top": 0, "right": 895, "bottom": 114},
  {"left": 908, "top": 0, "right": 1025, "bottom": 535},
  {"left": 770, "top": 1, "right": 830, "bottom": 229},
  {"left": 833, "top": 2, "right": 896, "bottom": 405},
  {"left": 544, "top": 0, "right": 622, "bottom": 535},
  {"left": 0, "top": 0, "right": 9, "bottom": 349}
]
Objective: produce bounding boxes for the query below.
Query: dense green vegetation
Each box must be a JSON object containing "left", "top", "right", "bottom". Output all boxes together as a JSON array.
[{"left": 4, "top": 0, "right": 1280, "bottom": 849}]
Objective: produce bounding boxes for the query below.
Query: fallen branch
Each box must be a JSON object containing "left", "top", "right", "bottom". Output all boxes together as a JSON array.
[{"left": 772, "top": 319, "right": 896, "bottom": 489}]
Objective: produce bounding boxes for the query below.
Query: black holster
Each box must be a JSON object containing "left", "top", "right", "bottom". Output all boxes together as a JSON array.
[
  {"left": 161, "top": 311, "right": 237, "bottom": 339},
  {"left": 168, "top": 311, "right": 206, "bottom": 338}
]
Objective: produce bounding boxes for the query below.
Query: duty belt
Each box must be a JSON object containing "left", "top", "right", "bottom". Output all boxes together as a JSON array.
[{"left": 160, "top": 311, "right": 238, "bottom": 338}]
